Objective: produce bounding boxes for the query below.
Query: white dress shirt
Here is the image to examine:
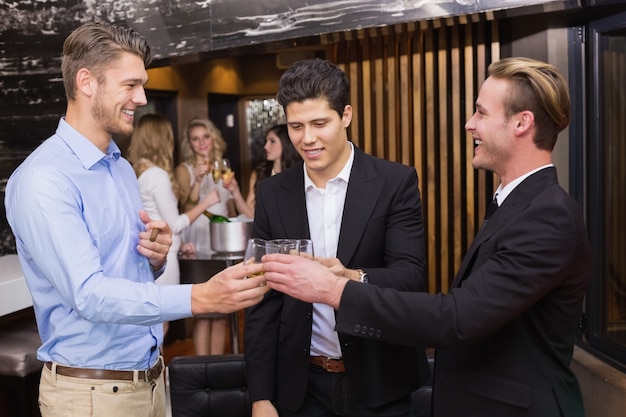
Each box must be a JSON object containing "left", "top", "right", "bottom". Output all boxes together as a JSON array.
[{"left": 305, "top": 143, "right": 355, "bottom": 358}]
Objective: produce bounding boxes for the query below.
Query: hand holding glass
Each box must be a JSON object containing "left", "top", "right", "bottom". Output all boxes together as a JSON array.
[{"left": 243, "top": 238, "right": 267, "bottom": 277}]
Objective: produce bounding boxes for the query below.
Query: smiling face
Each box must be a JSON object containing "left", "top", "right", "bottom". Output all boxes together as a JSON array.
[
  {"left": 285, "top": 98, "right": 352, "bottom": 187},
  {"left": 465, "top": 76, "right": 516, "bottom": 176},
  {"left": 91, "top": 52, "right": 148, "bottom": 138},
  {"left": 188, "top": 125, "right": 214, "bottom": 159}
]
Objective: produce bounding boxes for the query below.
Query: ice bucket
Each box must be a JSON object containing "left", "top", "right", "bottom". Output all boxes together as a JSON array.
[{"left": 209, "top": 218, "right": 253, "bottom": 253}]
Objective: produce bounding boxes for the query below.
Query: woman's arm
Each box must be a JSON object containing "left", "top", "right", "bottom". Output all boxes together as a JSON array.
[
  {"left": 245, "top": 171, "right": 258, "bottom": 215},
  {"left": 184, "top": 189, "right": 221, "bottom": 224},
  {"left": 225, "top": 176, "right": 254, "bottom": 218},
  {"left": 175, "top": 163, "right": 203, "bottom": 212}
]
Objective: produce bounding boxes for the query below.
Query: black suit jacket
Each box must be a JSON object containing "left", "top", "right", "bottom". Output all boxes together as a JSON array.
[
  {"left": 335, "top": 167, "right": 592, "bottom": 417},
  {"left": 245, "top": 145, "right": 428, "bottom": 410}
]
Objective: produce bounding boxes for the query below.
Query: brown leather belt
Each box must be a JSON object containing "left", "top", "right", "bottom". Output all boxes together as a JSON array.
[
  {"left": 309, "top": 356, "right": 345, "bottom": 373},
  {"left": 45, "top": 359, "right": 163, "bottom": 382}
]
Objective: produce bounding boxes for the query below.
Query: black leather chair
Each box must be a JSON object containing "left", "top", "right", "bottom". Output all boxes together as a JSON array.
[
  {"left": 169, "top": 354, "right": 251, "bottom": 417},
  {"left": 0, "top": 310, "right": 43, "bottom": 417},
  {"left": 169, "top": 353, "right": 435, "bottom": 417}
]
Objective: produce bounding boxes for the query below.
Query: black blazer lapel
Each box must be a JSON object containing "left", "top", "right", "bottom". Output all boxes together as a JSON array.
[
  {"left": 338, "top": 147, "right": 386, "bottom": 264},
  {"left": 451, "top": 167, "right": 559, "bottom": 288},
  {"left": 272, "top": 163, "right": 311, "bottom": 239}
]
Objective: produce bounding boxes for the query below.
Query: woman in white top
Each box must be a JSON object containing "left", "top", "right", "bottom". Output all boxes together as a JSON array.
[
  {"left": 175, "top": 118, "right": 251, "bottom": 355},
  {"left": 127, "top": 114, "right": 220, "bottom": 335}
]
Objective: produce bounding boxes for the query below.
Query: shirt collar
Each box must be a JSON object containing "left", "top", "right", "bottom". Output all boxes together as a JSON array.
[
  {"left": 494, "top": 164, "right": 553, "bottom": 205},
  {"left": 56, "top": 118, "right": 121, "bottom": 170},
  {"left": 304, "top": 142, "right": 355, "bottom": 191}
]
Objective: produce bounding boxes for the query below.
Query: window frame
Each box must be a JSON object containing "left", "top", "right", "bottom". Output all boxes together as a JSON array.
[{"left": 574, "top": 10, "right": 626, "bottom": 371}]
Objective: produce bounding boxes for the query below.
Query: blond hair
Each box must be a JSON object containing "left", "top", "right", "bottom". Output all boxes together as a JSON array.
[
  {"left": 488, "top": 57, "right": 570, "bottom": 151},
  {"left": 128, "top": 113, "right": 180, "bottom": 198},
  {"left": 180, "top": 118, "right": 227, "bottom": 166}
]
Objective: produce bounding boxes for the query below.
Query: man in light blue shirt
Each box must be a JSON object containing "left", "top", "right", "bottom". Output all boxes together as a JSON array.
[{"left": 4, "top": 22, "right": 267, "bottom": 417}]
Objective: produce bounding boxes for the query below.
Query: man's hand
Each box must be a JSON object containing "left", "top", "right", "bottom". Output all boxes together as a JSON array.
[
  {"left": 138, "top": 210, "right": 172, "bottom": 270},
  {"left": 262, "top": 254, "right": 348, "bottom": 308},
  {"left": 252, "top": 400, "right": 279, "bottom": 417},
  {"left": 191, "top": 261, "right": 269, "bottom": 315},
  {"left": 317, "top": 257, "right": 361, "bottom": 281}
]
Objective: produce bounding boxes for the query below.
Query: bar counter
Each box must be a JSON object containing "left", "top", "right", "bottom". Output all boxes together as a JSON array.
[{"left": 0, "top": 255, "right": 32, "bottom": 317}]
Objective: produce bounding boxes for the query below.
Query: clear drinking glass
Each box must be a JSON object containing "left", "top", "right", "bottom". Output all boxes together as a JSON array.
[
  {"left": 267, "top": 239, "right": 300, "bottom": 255},
  {"left": 297, "top": 239, "right": 315, "bottom": 259},
  {"left": 213, "top": 158, "right": 233, "bottom": 184},
  {"left": 243, "top": 238, "right": 267, "bottom": 277}
]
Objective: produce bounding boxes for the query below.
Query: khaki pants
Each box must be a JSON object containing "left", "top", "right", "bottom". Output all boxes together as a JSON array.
[{"left": 38, "top": 361, "right": 167, "bottom": 417}]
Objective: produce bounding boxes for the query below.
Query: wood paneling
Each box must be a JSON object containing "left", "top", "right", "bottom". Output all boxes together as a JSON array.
[{"left": 325, "top": 17, "right": 500, "bottom": 293}]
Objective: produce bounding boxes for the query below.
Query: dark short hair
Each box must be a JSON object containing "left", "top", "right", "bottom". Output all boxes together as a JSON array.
[{"left": 276, "top": 58, "right": 349, "bottom": 117}]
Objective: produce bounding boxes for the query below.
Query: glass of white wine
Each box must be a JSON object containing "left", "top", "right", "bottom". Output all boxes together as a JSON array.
[{"left": 212, "top": 158, "right": 233, "bottom": 184}]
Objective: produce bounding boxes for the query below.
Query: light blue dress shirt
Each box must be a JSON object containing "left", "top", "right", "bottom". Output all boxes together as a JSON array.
[{"left": 5, "top": 118, "right": 192, "bottom": 370}]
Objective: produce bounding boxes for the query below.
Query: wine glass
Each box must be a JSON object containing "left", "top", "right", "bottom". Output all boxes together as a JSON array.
[
  {"left": 243, "top": 238, "right": 267, "bottom": 277},
  {"left": 211, "top": 159, "right": 222, "bottom": 183},
  {"left": 212, "top": 158, "right": 233, "bottom": 184}
]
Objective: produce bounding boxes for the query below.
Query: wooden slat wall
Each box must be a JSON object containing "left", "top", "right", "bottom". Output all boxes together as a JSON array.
[
  {"left": 323, "top": 15, "right": 500, "bottom": 293},
  {"left": 606, "top": 44, "right": 626, "bottom": 322}
]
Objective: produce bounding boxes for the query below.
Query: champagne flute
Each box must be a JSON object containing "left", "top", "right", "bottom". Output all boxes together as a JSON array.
[
  {"left": 212, "top": 159, "right": 223, "bottom": 183},
  {"left": 243, "top": 238, "right": 267, "bottom": 277},
  {"left": 220, "top": 159, "right": 234, "bottom": 185},
  {"left": 212, "top": 158, "right": 233, "bottom": 184}
]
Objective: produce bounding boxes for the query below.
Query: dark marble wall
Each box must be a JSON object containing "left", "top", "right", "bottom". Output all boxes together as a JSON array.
[{"left": 0, "top": 0, "right": 577, "bottom": 253}]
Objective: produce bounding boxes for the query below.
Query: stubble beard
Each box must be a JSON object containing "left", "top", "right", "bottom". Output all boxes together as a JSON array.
[{"left": 92, "top": 92, "right": 134, "bottom": 138}]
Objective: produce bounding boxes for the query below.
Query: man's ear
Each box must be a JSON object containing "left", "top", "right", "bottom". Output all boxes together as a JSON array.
[
  {"left": 342, "top": 105, "right": 352, "bottom": 128},
  {"left": 76, "top": 68, "right": 95, "bottom": 98},
  {"left": 514, "top": 110, "right": 534, "bottom": 135}
]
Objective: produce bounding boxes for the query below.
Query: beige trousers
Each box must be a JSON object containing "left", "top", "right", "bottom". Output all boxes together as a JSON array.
[{"left": 38, "top": 361, "right": 166, "bottom": 417}]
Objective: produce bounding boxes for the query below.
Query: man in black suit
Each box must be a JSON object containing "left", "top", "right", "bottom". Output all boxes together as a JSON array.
[
  {"left": 263, "top": 57, "right": 593, "bottom": 417},
  {"left": 244, "top": 58, "right": 429, "bottom": 417}
]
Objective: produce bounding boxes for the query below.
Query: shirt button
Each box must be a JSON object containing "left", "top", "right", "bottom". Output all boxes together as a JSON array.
[{"left": 353, "top": 324, "right": 361, "bottom": 333}]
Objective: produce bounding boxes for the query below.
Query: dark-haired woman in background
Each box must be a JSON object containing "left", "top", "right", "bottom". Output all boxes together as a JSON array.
[{"left": 245, "top": 124, "right": 301, "bottom": 214}]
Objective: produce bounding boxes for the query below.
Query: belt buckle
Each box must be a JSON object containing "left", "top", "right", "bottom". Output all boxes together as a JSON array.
[{"left": 322, "top": 357, "right": 344, "bottom": 373}]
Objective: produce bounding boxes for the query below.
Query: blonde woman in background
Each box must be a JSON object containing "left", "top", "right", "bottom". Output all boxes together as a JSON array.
[
  {"left": 175, "top": 118, "right": 251, "bottom": 355},
  {"left": 176, "top": 118, "right": 251, "bottom": 254},
  {"left": 127, "top": 113, "right": 220, "bottom": 337}
]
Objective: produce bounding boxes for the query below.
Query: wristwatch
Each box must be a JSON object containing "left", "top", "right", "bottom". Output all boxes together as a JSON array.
[{"left": 357, "top": 269, "right": 369, "bottom": 284}]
